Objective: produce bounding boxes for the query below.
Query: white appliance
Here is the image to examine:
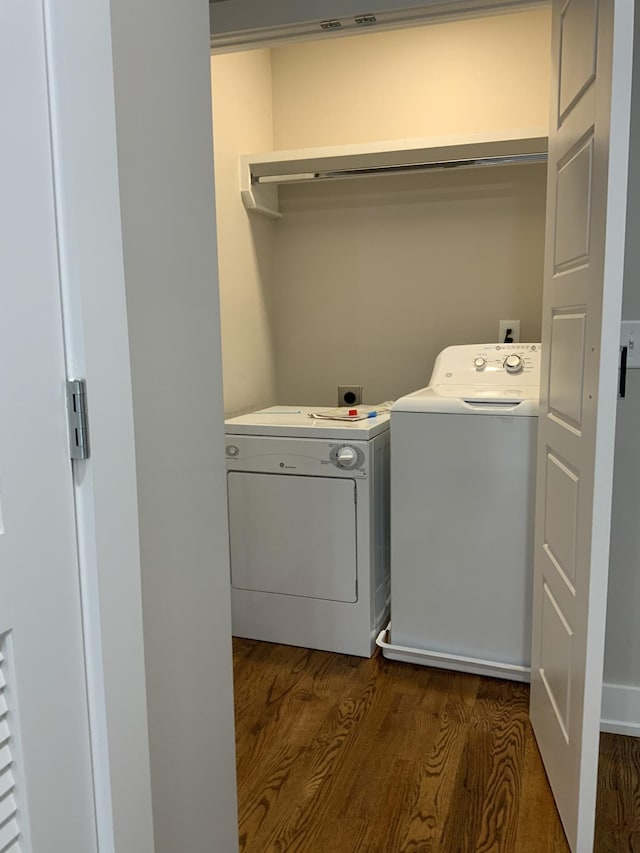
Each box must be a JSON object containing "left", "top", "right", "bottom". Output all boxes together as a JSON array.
[
  {"left": 224, "top": 406, "right": 390, "bottom": 656},
  {"left": 378, "top": 343, "right": 541, "bottom": 681}
]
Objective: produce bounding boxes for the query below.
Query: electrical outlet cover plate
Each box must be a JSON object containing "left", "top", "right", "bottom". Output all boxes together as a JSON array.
[
  {"left": 498, "top": 320, "right": 520, "bottom": 343},
  {"left": 620, "top": 321, "right": 640, "bottom": 368},
  {"left": 338, "top": 385, "right": 362, "bottom": 406}
]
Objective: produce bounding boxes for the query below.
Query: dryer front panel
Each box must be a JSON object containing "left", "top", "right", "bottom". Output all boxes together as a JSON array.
[{"left": 228, "top": 471, "right": 358, "bottom": 603}]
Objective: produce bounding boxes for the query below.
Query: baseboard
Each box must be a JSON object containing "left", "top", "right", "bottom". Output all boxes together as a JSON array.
[{"left": 601, "top": 682, "right": 640, "bottom": 736}]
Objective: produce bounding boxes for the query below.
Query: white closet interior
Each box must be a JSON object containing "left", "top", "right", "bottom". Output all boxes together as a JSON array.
[
  {"left": 209, "top": 3, "right": 640, "bottom": 735},
  {"left": 211, "top": 6, "right": 551, "bottom": 416}
]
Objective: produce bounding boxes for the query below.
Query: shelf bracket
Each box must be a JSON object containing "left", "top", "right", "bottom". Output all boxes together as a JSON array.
[{"left": 240, "top": 155, "right": 282, "bottom": 219}]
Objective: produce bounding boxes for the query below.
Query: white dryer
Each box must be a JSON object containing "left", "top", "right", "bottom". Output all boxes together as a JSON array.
[
  {"left": 224, "top": 407, "right": 390, "bottom": 656},
  {"left": 378, "top": 343, "right": 541, "bottom": 681}
]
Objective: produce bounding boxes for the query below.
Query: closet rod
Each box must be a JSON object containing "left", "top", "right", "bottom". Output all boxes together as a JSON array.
[{"left": 255, "top": 152, "right": 548, "bottom": 185}]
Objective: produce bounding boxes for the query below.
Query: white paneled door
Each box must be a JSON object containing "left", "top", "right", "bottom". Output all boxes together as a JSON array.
[
  {"left": 531, "top": 1, "right": 634, "bottom": 851},
  {"left": 0, "top": 0, "right": 98, "bottom": 851}
]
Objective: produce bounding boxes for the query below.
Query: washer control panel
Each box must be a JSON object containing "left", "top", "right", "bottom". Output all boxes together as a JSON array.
[{"left": 431, "top": 343, "right": 541, "bottom": 388}]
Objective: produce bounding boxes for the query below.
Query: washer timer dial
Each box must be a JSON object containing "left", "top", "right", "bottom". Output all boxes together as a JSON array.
[{"left": 504, "top": 354, "right": 524, "bottom": 373}]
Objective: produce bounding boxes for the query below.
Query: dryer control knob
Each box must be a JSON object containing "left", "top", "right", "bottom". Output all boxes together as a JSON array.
[
  {"left": 473, "top": 357, "right": 487, "bottom": 370},
  {"left": 336, "top": 446, "right": 357, "bottom": 466},
  {"left": 504, "top": 354, "right": 524, "bottom": 373}
]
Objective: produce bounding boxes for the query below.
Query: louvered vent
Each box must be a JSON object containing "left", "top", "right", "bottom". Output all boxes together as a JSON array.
[{"left": 0, "top": 641, "right": 23, "bottom": 852}]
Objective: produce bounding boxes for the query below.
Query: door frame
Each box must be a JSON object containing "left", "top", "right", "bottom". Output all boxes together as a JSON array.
[
  {"left": 40, "top": 0, "right": 155, "bottom": 849},
  {"left": 42, "top": 0, "right": 239, "bottom": 850}
]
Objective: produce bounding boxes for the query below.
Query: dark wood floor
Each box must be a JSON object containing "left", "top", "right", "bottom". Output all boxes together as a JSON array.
[{"left": 233, "top": 638, "right": 640, "bottom": 852}]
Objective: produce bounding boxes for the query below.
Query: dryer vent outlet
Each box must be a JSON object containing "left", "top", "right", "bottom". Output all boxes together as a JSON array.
[{"left": 338, "top": 385, "right": 363, "bottom": 407}]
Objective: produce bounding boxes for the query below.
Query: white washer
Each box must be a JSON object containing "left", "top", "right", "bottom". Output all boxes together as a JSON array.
[
  {"left": 224, "top": 406, "right": 390, "bottom": 656},
  {"left": 379, "top": 343, "right": 541, "bottom": 681}
]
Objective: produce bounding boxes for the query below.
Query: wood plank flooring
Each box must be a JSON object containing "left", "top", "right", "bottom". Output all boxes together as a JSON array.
[
  {"left": 233, "top": 639, "right": 640, "bottom": 852},
  {"left": 596, "top": 732, "right": 640, "bottom": 852}
]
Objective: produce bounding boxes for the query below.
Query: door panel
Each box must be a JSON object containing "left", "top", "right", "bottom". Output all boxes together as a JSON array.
[
  {"left": 548, "top": 309, "right": 587, "bottom": 427},
  {"left": 554, "top": 136, "right": 593, "bottom": 267},
  {"left": 539, "top": 581, "right": 573, "bottom": 740},
  {"left": 543, "top": 452, "right": 579, "bottom": 588},
  {"left": 531, "top": 1, "right": 634, "bottom": 850},
  {"left": 558, "top": 0, "right": 599, "bottom": 120},
  {"left": 0, "top": 0, "right": 98, "bottom": 849}
]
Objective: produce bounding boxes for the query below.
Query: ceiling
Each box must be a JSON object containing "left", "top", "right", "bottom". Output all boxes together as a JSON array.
[{"left": 209, "top": 0, "right": 548, "bottom": 52}]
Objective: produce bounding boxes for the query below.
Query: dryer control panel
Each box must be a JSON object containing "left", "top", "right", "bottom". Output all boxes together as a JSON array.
[{"left": 225, "top": 434, "right": 370, "bottom": 478}]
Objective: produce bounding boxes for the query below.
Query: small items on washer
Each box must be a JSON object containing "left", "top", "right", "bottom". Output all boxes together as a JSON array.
[{"left": 307, "top": 402, "right": 393, "bottom": 421}]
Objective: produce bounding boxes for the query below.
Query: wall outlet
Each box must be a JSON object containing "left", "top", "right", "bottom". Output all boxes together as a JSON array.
[
  {"left": 498, "top": 320, "right": 520, "bottom": 343},
  {"left": 338, "top": 385, "right": 362, "bottom": 406},
  {"left": 621, "top": 321, "right": 640, "bottom": 368}
]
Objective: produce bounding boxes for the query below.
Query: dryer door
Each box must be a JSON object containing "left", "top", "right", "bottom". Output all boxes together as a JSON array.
[{"left": 228, "top": 472, "right": 358, "bottom": 602}]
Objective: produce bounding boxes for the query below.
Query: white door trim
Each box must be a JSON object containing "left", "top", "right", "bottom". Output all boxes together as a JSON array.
[{"left": 42, "top": 0, "right": 155, "bottom": 849}]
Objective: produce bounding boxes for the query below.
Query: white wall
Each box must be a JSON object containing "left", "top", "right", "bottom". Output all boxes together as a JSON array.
[
  {"left": 211, "top": 50, "right": 278, "bottom": 417},
  {"left": 211, "top": 9, "right": 551, "bottom": 408},
  {"left": 273, "top": 164, "right": 547, "bottom": 404},
  {"left": 265, "top": 8, "right": 550, "bottom": 404},
  {"left": 108, "top": 1, "right": 238, "bottom": 850},
  {"left": 271, "top": 7, "right": 551, "bottom": 147}
]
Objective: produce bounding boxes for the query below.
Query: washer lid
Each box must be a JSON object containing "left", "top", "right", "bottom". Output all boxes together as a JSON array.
[
  {"left": 393, "top": 343, "right": 541, "bottom": 415},
  {"left": 225, "top": 406, "right": 390, "bottom": 439}
]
